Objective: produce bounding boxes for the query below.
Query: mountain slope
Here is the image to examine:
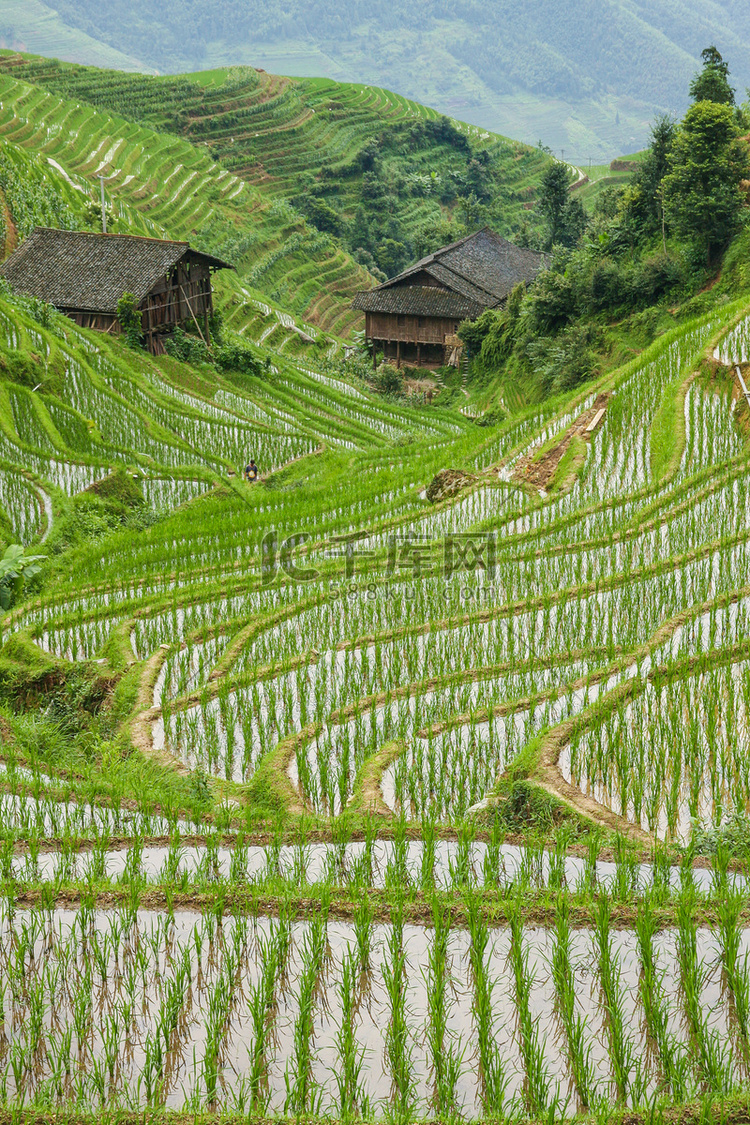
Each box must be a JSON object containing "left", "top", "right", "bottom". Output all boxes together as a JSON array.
[
  {"left": 0, "top": 0, "right": 150, "bottom": 72},
  {"left": 0, "top": 56, "right": 556, "bottom": 287},
  {"left": 0, "top": 64, "right": 378, "bottom": 345},
  {"left": 5, "top": 0, "right": 750, "bottom": 157}
]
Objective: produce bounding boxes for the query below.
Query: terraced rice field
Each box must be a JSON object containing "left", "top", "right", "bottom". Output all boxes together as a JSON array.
[
  {"left": 2, "top": 239, "right": 750, "bottom": 1121},
  {"left": 0, "top": 55, "right": 553, "bottom": 341},
  {"left": 0, "top": 46, "right": 750, "bottom": 1108},
  {"left": 0, "top": 61, "right": 373, "bottom": 343}
]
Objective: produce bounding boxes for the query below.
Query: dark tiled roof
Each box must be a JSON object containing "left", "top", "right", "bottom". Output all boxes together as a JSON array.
[
  {"left": 352, "top": 285, "right": 483, "bottom": 319},
  {"left": 424, "top": 261, "right": 495, "bottom": 306},
  {"left": 353, "top": 228, "right": 548, "bottom": 316},
  {"left": 0, "top": 228, "right": 232, "bottom": 314}
]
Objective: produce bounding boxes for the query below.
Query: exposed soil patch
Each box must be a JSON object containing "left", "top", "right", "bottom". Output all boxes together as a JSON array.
[
  {"left": 425, "top": 467, "right": 478, "bottom": 502},
  {"left": 513, "top": 392, "right": 612, "bottom": 490}
]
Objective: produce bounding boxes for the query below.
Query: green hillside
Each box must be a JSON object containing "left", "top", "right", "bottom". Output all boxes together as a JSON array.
[
  {"left": 0, "top": 54, "right": 556, "bottom": 281},
  {"left": 0, "top": 0, "right": 150, "bottom": 72},
  {"left": 6, "top": 48, "right": 750, "bottom": 1125},
  {"left": 0, "top": 61, "right": 381, "bottom": 345}
]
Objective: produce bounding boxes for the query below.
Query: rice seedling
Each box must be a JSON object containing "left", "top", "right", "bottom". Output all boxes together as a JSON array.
[
  {"left": 676, "top": 892, "right": 733, "bottom": 1092},
  {"left": 551, "top": 895, "right": 597, "bottom": 1110},
  {"left": 381, "top": 900, "right": 416, "bottom": 1123},
  {"left": 334, "top": 946, "right": 370, "bottom": 1121},
  {"left": 426, "top": 898, "right": 464, "bottom": 1120},
  {"left": 466, "top": 895, "right": 508, "bottom": 1118},
  {"left": 284, "top": 913, "right": 326, "bottom": 1116},
  {"left": 593, "top": 894, "right": 636, "bottom": 1103}
]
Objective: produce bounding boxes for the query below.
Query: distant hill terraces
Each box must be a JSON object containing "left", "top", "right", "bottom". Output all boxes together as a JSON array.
[
  {"left": 0, "top": 59, "right": 393, "bottom": 347},
  {"left": 0, "top": 54, "right": 555, "bottom": 319}
]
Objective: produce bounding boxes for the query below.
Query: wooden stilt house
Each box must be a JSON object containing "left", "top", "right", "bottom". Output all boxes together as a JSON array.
[
  {"left": 0, "top": 228, "right": 233, "bottom": 354},
  {"left": 352, "top": 228, "right": 548, "bottom": 369}
]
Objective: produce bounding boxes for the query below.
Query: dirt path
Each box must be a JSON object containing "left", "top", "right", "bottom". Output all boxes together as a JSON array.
[{"left": 513, "top": 392, "right": 611, "bottom": 490}]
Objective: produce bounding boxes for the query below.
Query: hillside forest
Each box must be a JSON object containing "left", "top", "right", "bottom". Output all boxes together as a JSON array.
[{"left": 456, "top": 47, "right": 750, "bottom": 404}]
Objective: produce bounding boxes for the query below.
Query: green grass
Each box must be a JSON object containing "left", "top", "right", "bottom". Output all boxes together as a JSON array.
[{"left": 547, "top": 433, "right": 588, "bottom": 492}]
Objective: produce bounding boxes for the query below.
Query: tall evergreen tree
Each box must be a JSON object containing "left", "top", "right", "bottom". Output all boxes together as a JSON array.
[
  {"left": 689, "top": 45, "right": 735, "bottom": 105},
  {"left": 538, "top": 162, "right": 585, "bottom": 249},
  {"left": 621, "top": 115, "right": 676, "bottom": 240}
]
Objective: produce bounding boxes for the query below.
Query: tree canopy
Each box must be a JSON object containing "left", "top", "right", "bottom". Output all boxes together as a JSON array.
[
  {"left": 689, "top": 45, "right": 735, "bottom": 106},
  {"left": 537, "top": 163, "right": 586, "bottom": 250},
  {"left": 662, "top": 100, "right": 749, "bottom": 265}
]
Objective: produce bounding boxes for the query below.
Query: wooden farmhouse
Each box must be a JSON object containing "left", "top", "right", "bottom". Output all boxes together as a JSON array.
[
  {"left": 0, "top": 228, "right": 233, "bottom": 354},
  {"left": 352, "top": 228, "right": 548, "bottom": 368}
]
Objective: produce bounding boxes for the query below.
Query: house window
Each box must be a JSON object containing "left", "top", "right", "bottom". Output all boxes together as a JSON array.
[{"left": 397, "top": 315, "right": 406, "bottom": 326}]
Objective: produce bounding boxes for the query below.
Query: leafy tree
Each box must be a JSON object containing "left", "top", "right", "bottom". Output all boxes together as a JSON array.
[
  {"left": 621, "top": 115, "right": 676, "bottom": 240},
  {"left": 662, "top": 101, "right": 750, "bottom": 265},
  {"left": 538, "top": 163, "right": 569, "bottom": 246},
  {"left": 357, "top": 139, "right": 381, "bottom": 171},
  {"left": 413, "top": 218, "right": 465, "bottom": 259},
  {"left": 458, "top": 191, "right": 485, "bottom": 230},
  {"left": 83, "top": 194, "right": 116, "bottom": 232},
  {"left": 0, "top": 544, "right": 45, "bottom": 611},
  {"left": 537, "top": 162, "right": 585, "bottom": 249},
  {"left": 523, "top": 261, "right": 576, "bottom": 332},
  {"left": 690, "top": 45, "right": 735, "bottom": 106},
  {"left": 563, "top": 195, "right": 587, "bottom": 248},
  {"left": 459, "top": 282, "right": 525, "bottom": 365},
  {"left": 465, "top": 152, "right": 493, "bottom": 201},
  {"left": 301, "top": 195, "right": 342, "bottom": 235},
  {"left": 116, "top": 292, "right": 143, "bottom": 348},
  {"left": 375, "top": 238, "right": 408, "bottom": 277}
]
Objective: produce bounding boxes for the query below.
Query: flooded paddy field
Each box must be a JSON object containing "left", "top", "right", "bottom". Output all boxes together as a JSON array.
[{"left": 1, "top": 903, "right": 747, "bottom": 1117}]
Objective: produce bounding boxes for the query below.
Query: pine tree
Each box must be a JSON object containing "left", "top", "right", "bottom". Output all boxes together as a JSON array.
[{"left": 689, "top": 45, "right": 735, "bottom": 105}]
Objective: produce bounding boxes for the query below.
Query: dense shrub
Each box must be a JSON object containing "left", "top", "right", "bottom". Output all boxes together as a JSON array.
[
  {"left": 526, "top": 322, "right": 602, "bottom": 395},
  {"left": 164, "top": 326, "right": 264, "bottom": 377},
  {"left": 587, "top": 258, "right": 624, "bottom": 312},
  {"left": 457, "top": 308, "right": 497, "bottom": 354},
  {"left": 213, "top": 339, "right": 263, "bottom": 376},
  {"left": 373, "top": 363, "right": 403, "bottom": 395},
  {"left": 630, "top": 253, "right": 684, "bottom": 305},
  {"left": 299, "top": 195, "right": 342, "bottom": 235},
  {"left": 0, "top": 345, "right": 43, "bottom": 388},
  {"left": 163, "top": 327, "right": 211, "bottom": 366},
  {"left": 524, "top": 267, "right": 576, "bottom": 333}
]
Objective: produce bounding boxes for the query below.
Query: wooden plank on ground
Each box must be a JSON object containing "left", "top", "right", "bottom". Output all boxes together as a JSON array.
[
  {"left": 586, "top": 407, "right": 606, "bottom": 433},
  {"left": 736, "top": 366, "right": 750, "bottom": 411}
]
